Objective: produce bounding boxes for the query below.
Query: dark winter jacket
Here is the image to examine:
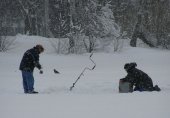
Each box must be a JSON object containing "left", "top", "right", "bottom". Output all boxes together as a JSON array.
[
  {"left": 19, "top": 47, "right": 42, "bottom": 72},
  {"left": 123, "top": 63, "right": 154, "bottom": 91}
]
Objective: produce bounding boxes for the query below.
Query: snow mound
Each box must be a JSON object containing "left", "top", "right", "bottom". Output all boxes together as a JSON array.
[{"left": 8, "top": 34, "right": 56, "bottom": 54}]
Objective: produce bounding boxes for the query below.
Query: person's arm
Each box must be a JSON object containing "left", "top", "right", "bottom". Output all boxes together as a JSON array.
[
  {"left": 28, "top": 50, "right": 42, "bottom": 70},
  {"left": 34, "top": 61, "right": 42, "bottom": 70}
]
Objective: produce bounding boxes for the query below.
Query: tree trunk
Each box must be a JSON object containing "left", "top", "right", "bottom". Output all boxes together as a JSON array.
[
  {"left": 89, "top": 35, "right": 95, "bottom": 53},
  {"left": 130, "top": 14, "right": 154, "bottom": 47},
  {"left": 130, "top": 32, "right": 137, "bottom": 47},
  {"left": 24, "top": 16, "right": 31, "bottom": 34},
  {"left": 44, "top": 0, "right": 49, "bottom": 37}
]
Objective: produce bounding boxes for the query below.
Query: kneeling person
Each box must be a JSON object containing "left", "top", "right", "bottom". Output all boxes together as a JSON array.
[{"left": 119, "top": 62, "right": 161, "bottom": 92}]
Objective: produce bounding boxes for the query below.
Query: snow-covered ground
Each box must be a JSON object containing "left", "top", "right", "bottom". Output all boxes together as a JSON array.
[{"left": 0, "top": 35, "right": 170, "bottom": 118}]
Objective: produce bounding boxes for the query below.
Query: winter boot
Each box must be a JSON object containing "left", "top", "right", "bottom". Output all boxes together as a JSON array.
[
  {"left": 154, "top": 85, "right": 161, "bottom": 91},
  {"left": 28, "top": 91, "right": 39, "bottom": 94}
]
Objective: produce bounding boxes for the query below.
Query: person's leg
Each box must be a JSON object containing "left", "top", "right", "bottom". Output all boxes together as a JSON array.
[
  {"left": 26, "top": 72, "right": 34, "bottom": 92},
  {"left": 22, "top": 71, "right": 29, "bottom": 93},
  {"left": 134, "top": 83, "right": 144, "bottom": 91},
  {"left": 145, "top": 77, "right": 154, "bottom": 91},
  {"left": 26, "top": 72, "right": 39, "bottom": 93},
  {"left": 22, "top": 71, "right": 34, "bottom": 92},
  {"left": 22, "top": 71, "right": 38, "bottom": 94}
]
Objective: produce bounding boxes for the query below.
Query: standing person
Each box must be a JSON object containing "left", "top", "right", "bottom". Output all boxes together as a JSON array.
[
  {"left": 121, "top": 62, "right": 161, "bottom": 92},
  {"left": 19, "top": 44, "right": 44, "bottom": 94}
]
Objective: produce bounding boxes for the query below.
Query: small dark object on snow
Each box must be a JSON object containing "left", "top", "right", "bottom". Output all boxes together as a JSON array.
[{"left": 54, "top": 69, "right": 60, "bottom": 74}]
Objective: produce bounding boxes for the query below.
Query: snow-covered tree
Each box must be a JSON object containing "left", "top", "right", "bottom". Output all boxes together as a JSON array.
[
  {"left": 130, "top": 0, "right": 170, "bottom": 48},
  {"left": 97, "top": 2, "right": 125, "bottom": 52},
  {"left": 49, "top": 0, "right": 70, "bottom": 38},
  {"left": 68, "top": 0, "right": 121, "bottom": 53}
]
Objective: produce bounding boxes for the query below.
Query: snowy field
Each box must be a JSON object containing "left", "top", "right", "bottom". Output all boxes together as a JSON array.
[{"left": 0, "top": 35, "right": 170, "bottom": 118}]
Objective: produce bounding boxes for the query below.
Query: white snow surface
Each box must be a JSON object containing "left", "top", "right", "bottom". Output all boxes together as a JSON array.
[{"left": 0, "top": 35, "right": 170, "bottom": 118}]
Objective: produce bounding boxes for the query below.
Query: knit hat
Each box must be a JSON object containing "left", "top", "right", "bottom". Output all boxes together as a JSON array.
[
  {"left": 124, "top": 62, "right": 137, "bottom": 71},
  {"left": 36, "top": 44, "right": 44, "bottom": 53}
]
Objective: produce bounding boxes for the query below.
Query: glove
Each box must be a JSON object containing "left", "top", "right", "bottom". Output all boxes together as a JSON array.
[
  {"left": 34, "top": 62, "right": 42, "bottom": 69},
  {"left": 39, "top": 70, "right": 43, "bottom": 74}
]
